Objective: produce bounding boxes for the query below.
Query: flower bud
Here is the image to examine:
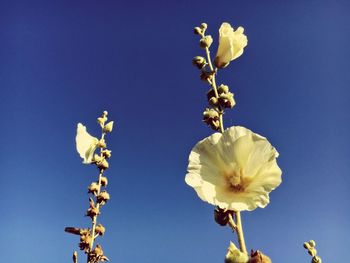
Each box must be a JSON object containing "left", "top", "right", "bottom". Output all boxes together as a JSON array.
[
  {"left": 86, "top": 204, "right": 100, "bottom": 218},
  {"left": 92, "top": 154, "right": 103, "bottom": 163},
  {"left": 199, "top": 35, "right": 213, "bottom": 48},
  {"left": 208, "top": 97, "right": 219, "bottom": 107},
  {"left": 200, "top": 23, "right": 208, "bottom": 30},
  {"left": 203, "top": 108, "right": 220, "bottom": 131},
  {"left": 97, "top": 117, "right": 107, "bottom": 127},
  {"left": 103, "top": 121, "right": 114, "bottom": 133},
  {"left": 95, "top": 223, "right": 106, "bottom": 236},
  {"left": 192, "top": 56, "right": 207, "bottom": 69},
  {"left": 225, "top": 242, "right": 249, "bottom": 263},
  {"left": 88, "top": 182, "right": 99, "bottom": 195},
  {"left": 97, "top": 191, "right": 110, "bottom": 204},
  {"left": 200, "top": 69, "right": 215, "bottom": 82},
  {"left": 312, "top": 256, "right": 322, "bottom": 263},
  {"left": 102, "top": 150, "right": 112, "bottom": 159},
  {"left": 100, "top": 176, "right": 108, "bottom": 186},
  {"left": 97, "top": 159, "right": 109, "bottom": 170},
  {"left": 194, "top": 27, "right": 202, "bottom": 35},
  {"left": 97, "top": 139, "right": 106, "bottom": 149},
  {"left": 249, "top": 250, "right": 272, "bottom": 263},
  {"left": 218, "top": 84, "right": 230, "bottom": 94},
  {"left": 219, "top": 92, "right": 236, "bottom": 108},
  {"left": 214, "top": 207, "right": 230, "bottom": 226}
]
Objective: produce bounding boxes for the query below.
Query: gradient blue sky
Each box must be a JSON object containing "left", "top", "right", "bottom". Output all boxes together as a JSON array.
[{"left": 1, "top": 0, "right": 349, "bottom": 262}]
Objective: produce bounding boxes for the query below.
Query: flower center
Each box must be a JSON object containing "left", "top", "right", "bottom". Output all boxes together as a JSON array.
[{"left": 223, "top": 168, "right": 245, "bottom": 192}]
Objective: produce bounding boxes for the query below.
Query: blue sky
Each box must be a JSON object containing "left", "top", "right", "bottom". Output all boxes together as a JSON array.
[{"left": 1, "top": 0, "right": 349, "bottom": 262}]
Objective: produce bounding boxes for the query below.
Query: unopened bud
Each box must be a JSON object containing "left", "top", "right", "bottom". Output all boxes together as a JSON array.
[
  {"left": 97, "top": 191, "right": 110, "bottom": 204},
  {"left": 200, "top": 23, "right": 208, "bottom": 30},
  {"left": 194, "top": 27, "right": 202, "bottom": 35},
  {"left": 218, "top": 84, "right": 230, "bottom": 94},
  {"left": 219, "top": 92, "right": 236, "bottom": 108},
  {"left": 88, "top": 182, "right": 99, "bottom": 195},
  {"left": 97, "top": 159, "right": 109, "bottom": 170},
  {"left": 200, "top": 70, "right": 215, "bottom": 82},
  {"left": 225, "top": 242, "right": 249, "bottom": 263},
  {"left": 102, "top": 150, "right": 112, "bottom": 159},
  {"left": 97, "top": 139, "right": 106, "bottom": 148},
  {"left": 95, "top": 224, "right": 106, "bottom": 236},
  {"left": 209, "top": 97, "right": 219, "bottom": 106},
  {"left": 192, "top": 56, "right": 207, "bottom": 69},
  {"left": 93, "top": 154, "right": 103, "bottom": 163},
  {"left": 103, "top": 121, "right": 114, "bottom": 133},
  {"left": 214, "top": 207, "right": 230, "bottom": 226},
  {"left": 199, "top": 35, "right": 213, "bottom": 48},
  {"left": 100, "top": 176, "right": 108, "bottom": 186}
]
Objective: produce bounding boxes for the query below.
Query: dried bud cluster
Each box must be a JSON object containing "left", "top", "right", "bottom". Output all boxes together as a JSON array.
[{"left": 66, "top": 111, "right": 114, "bottom": 263}]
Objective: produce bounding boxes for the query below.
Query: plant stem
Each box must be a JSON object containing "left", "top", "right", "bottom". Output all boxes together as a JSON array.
[
  {"left": 235, "top": 212, "right": 247, "bottom": 254},
  {"left": 87, "top": 132, "right": 106, "bottom": 263},
  {"left": 201, "top": 31, "right": 247, "bottom": 254},
  {"left": 202, "top": 36, "right": 224, "bottom": 133}
]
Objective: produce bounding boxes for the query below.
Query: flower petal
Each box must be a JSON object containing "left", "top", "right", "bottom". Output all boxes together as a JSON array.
[
  {"left": 185, "top": 126, "right": 282, "bottom": 211},
  {"left": 76, "top": 123, "right": 99, "bottom": 164}
]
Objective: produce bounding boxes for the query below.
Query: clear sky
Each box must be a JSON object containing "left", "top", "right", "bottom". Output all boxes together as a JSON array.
[{"left": 1, "top": 0, "right": 349, "bottom": 262}]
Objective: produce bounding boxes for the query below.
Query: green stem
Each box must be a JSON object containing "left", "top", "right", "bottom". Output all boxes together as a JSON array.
[{"left": 235, "top": 212, "right": 247, "bottom": 254}]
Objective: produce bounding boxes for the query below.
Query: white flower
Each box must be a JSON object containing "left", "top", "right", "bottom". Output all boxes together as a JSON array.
[
  {"left": 185, "top": 126, "right": 282, "bottom": 211},
  {"left": 214, "top": 23, "right": 248, "bottom": 69},
  {"left": 76, "top": 123, "right": 99, "bottom": 164}
]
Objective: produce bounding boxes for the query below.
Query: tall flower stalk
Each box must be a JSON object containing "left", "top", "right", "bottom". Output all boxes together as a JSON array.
[
  {"left": 65, "top": 111, "right": 114, "bottom": 263},
  {"left": 187, "top": 23, "right": 281, "bottom": 262}
]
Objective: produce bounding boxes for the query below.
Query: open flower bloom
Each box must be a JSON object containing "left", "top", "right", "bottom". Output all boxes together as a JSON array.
[
  {"left": 185, "top": 126, "right": 282, "bottom": 211},
  {"left": 214, "top": 23, "right": 248, "bottom": 68},
  {"left": 76, "top": 123, "right": 99, "bottom": 164}
]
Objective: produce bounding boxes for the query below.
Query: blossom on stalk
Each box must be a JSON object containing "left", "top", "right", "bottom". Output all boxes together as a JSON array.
[
  {"left": 185, "top": 126, "right": 282, "bottom": 211},
  {"left": 214, "top": 23, "right": 248, "bottom": 68},
  {"left": 76, "top": 123, "right": 99, "bottom": 164}
]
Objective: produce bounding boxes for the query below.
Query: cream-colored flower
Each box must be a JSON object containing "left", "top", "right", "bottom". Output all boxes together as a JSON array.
[
  {"left": 76, "top": 123, "right": 99, "bottom": 164},
  {"left": 185, "top": 126, "right": 282, "bottom": 211},
  {"left": 214, "top": 23, "right": 248, "bottom": 68}
]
